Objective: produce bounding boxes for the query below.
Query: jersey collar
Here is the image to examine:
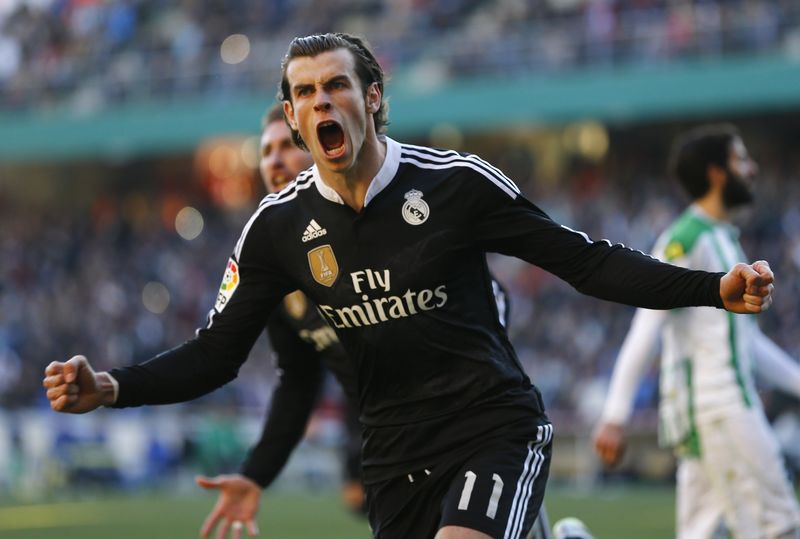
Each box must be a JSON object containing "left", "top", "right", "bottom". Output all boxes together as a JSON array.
[{"left": 312, "top": 136, "right": 401, "bottom": 207}]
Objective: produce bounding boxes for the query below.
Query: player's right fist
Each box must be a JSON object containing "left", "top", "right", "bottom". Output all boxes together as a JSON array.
[{"left": 42, "top": 355, "right": 116, "bottom": 413}]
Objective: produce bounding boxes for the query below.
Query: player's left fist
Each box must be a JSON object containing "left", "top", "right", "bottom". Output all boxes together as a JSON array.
[{"left": 720, "top": 260, "right": 774, "bottom": 314}]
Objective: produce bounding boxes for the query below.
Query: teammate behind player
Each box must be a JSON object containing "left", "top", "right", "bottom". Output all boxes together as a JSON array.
[
  {"left": 45, "top": 34, "right": 774, "bottom": 539},
  {"left": 258, "top": 105, "right": 313, "bottom": 194},
  {"left": 194, "top": 105, "right": 366, "bottom": 539},
  {"left": 594, "top": 124, "right": 800, "bottom": 539}
]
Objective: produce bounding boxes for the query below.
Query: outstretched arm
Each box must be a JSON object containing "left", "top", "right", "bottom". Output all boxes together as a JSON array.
[
  {"left": 48, "top": 209, "right": 292, "bottom": 411},
  {"left": 470, "top": 179, "right": 775, "bottom": 313}
]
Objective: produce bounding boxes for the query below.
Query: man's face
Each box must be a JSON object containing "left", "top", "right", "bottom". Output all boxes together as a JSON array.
[
  {"left": 259, "top": 120, "right": 313, "bottom": 194},
  {"left": 283, "top": 48, "right": 379, "bottom": 176},
  {"left": 722, "top": 136, "right": 758, "bottom": 208}
]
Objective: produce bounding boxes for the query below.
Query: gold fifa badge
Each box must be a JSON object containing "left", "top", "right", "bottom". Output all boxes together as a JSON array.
[{"left": 307, "top": 244, "right": 339, "bottom": 287}]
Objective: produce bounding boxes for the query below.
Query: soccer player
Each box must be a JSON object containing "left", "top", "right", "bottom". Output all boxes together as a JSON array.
[
  {"left": 44, "top": 34, "right": 774, "bottom": 539},
  {"left": 194, "top": 104, "right": 365, "bottom": 539},
  {"left": 593, "top": 124, "right": 800, "bottom": 539},
  {"left": 198, "top": 104, "right": 540, "bottom": 539}
]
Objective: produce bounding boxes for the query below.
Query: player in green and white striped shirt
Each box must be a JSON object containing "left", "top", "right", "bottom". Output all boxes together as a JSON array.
[{"left": 594, "top": 125, "right": 800, "bottom": 539}]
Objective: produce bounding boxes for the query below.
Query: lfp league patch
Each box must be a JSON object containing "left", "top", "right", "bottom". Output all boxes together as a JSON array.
[{"left": 215, "top": 258, "right": 240, "bottom": 312}]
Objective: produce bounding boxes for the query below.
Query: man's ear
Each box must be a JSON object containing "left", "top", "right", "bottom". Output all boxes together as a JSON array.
[
  {"left": 365, "top": 83, "right": 381, "bottom": 114},
  {"left": 283, "top": 100, "right": 298, "bottom": 130}
]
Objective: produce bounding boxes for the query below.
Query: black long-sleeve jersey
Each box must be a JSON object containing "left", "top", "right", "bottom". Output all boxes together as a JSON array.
[{"left": 110, "top": 137, "right": 723, "bottom": 484}]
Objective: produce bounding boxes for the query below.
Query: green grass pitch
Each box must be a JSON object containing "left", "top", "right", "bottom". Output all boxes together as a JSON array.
[{"left": 0, "top": 484, "right": 675, "bottom": 538}]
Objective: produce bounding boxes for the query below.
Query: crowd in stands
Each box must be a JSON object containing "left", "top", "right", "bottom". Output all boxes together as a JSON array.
[{"left": 1, "top": 0, "right": 799, "bottom": 110}]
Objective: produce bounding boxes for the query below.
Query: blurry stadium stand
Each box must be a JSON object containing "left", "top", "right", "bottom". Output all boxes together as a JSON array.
[
  {"left": 2, "top": 54, "right": 800, "bottom": 161},
  {"left": 1, "top": 0, "right": 800, "bottom": 160}
]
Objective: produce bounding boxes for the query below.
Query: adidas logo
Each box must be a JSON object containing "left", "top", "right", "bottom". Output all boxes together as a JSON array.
[{"left": 301, "top": 219, "right": 327, "bottom": 242}]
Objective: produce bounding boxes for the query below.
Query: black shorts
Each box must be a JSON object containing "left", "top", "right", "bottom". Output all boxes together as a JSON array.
[{"left": 365, "top": 421, "right": 552, "bottom": 539}]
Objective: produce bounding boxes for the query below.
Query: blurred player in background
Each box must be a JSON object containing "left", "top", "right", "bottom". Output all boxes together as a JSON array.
[
  {"left": 594, "top": 124, "right": 800, "bottom": 539},
  {"left": 44, "top": 34, "right": 774, "bottom": 539},
  {"left": 194, "top": 104, "right": 365, "bottom": 538}
]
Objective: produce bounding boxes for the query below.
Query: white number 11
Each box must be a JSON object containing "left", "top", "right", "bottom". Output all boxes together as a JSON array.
[{"left": 457, "top": 471, "right": 504, "bottom": 519}]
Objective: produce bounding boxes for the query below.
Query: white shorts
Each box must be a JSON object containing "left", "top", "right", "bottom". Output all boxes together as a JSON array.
[{"left": 677, "top": 407, "right": 800, "bottom": 539}]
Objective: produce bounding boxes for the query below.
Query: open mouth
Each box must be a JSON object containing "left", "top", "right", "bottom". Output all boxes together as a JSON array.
[{"left": 317, "top": 121, "right": 345, "bottom": 158}]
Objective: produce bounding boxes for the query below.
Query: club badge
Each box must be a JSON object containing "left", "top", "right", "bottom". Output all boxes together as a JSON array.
[
  {"left": 215, "top": 258, "right": 239, "bottom": 312},
  {"left": 307, "top": 244, "right": 339, "bottom": 287},
  {"left": 402, "top": 189, "right": 429, "bottom": 225}
]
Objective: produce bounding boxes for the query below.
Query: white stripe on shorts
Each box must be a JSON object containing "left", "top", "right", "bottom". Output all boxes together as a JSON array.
[{"left": 503, "top": 424, "right": 553, "bottom": 539}]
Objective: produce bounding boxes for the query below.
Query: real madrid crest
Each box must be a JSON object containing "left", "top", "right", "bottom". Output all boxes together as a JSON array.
[{"left": 402, "top": 189, "right": 429, "bottom": 225}]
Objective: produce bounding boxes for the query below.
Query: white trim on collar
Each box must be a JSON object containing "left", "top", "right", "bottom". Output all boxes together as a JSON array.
[
  {"left": 364, "top": 136, "right": 400, "bottom": 206},
  {"left": 312, "top": 137, "right": 401, "bottom": 207},
  {"left": 312, "top": 165, "right": 344, "bottom": 204}
]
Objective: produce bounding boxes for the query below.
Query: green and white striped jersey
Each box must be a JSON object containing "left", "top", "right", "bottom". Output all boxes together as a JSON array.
[{"left": 654, "top": 205, "right": 757, "bottom": 455}]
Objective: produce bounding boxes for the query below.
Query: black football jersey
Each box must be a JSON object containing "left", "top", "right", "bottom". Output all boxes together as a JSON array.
[{"left": 110, "top": 138, "right": 723, "bottom": 482}]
